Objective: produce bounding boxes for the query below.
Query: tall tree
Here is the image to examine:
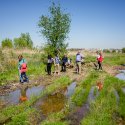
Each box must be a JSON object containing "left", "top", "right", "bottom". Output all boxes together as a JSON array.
[{"left": 38, "top": 2, "right": 71, "bottom": 56}]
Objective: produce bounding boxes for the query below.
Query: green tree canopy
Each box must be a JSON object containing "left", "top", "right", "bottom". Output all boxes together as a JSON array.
[
  {"left": 38, "top": 2, "right": 71, "bottom": 56},
  {"left": 122, "top": 47, "right": 125, "bottom": 53},
  {"left": 14, "top": 33, "right": 33, "bottom": 48},
  {"left": 1, "top": 38, "right": 13, "bottom": 48}
]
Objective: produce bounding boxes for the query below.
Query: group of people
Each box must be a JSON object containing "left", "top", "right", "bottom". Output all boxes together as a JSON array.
[
  {"left": 18, "top": 51, "right": 103, "bottom": 83},
  {"left": 46, "top": 54, "right": 69, "bottom": 75}
]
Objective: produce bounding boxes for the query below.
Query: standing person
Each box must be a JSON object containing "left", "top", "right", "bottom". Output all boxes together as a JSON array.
[
  {"left": 76, "top": 51, "right": 83, "bottom": 74},
  {"left": 61, "top": 55, "right": 68, "bottom": 72},
  {"left": 97, "top": 52, "right": 103, "bottom": 71},
  {"left": 18, "top": 55, "right": 29, "bottom": 83},
  {"left": 47, "top": 54, "right": 53, "bottom": 75},
  {"left": 54, "top": 54, "right": 60, "bottom": 75}
]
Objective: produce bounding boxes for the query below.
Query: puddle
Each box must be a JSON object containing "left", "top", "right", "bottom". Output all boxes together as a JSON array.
[
  {"left": 114, "top": 89, "right": 119, "bottom": 105},
  {"left": 64, "top": 86, "right": 98, "bottom": 125},
  {"left": 0, "top": 85, "right": 44, "bottom": 109},
  {"left": 36, "top": 93, "right": 66, "bottom": 116},
  {"left": 87, "top": 86, "right": 99, "bottom": 103},
  {"left": 35, "top": 82, "right": 76, "bottom": 117},
  {"left": 65, "top": 82, "right": 76, "bottom": 98},
  {"left": 115, "top": 70, "right": 125, "bottom": 80},
  {"left": 65, "top": 103, "right": 89, "bottom": 125},
  {"left": 122, "top": 87, "right": 125, "bottom": 94}
]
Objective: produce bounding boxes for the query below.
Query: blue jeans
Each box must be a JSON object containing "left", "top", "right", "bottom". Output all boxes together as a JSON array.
[{"left": 20, "top": 72, "right": 29, "bottom": 83}]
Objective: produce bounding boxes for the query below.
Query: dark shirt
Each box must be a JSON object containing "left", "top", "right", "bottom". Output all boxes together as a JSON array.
[{"left": 62, "top": 57, "right": 68, "bottom": 63}]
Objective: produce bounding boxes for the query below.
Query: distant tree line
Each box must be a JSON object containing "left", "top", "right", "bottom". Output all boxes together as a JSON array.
[
  {"left": 1, "top": 33, "right": 33, "bottom": 49},
  {"left": 122, "top": 48, "right": 125, "bottom": 53},
  {"left": 103, "top": 48, "right": 125, "bottom": 53}
]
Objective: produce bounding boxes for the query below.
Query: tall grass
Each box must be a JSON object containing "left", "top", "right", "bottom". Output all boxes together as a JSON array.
[{"left": 0, "top": 49, "right": 47, "bottom": 85}]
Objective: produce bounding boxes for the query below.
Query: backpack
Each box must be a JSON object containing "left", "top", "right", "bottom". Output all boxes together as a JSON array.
[
  {"left": 22, "top": 63, "right": 27, "bottom": 69},
  {"left": 21, "top": 60, "right": 27, "bottom": 73}
]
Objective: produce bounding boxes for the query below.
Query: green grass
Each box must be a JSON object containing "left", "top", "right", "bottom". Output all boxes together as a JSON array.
[
  {"left": 1, "top": 49, "right": 125, "bottom": 124},
  {"left": 103, "top": 53, "right": 125, "bottom": 66},
  {"left": 81, "top": 75, "right": 125, "bottom": 125},
  {"left": 40, "top": 71, "right": 100, "bottom": 125},
  {"left": 71, "top": 71, "right": 99, "bottom": 106},
  {"left": 40, "top": 112, "right": 69, "bottom": 125},
  {"left": 0, "top": 76, "right": 71, "bottom": 124},
  {"left": 41, "top": 121, "right": 69, "bottom": 125},
  {"left": 0, "top": 51, "right": 47, "bottom": 85}
]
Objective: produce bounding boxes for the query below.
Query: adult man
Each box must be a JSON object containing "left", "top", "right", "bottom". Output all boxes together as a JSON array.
[{"left": 76, "top": 51, "right": 83, "bottom": 74}]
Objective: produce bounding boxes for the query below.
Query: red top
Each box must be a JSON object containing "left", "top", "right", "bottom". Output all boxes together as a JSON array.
[{"left": 97, "top": 55, "right": 103, "bottom": 62}]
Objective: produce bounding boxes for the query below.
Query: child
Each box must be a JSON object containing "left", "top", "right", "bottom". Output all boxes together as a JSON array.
[{"left": 18, "top": 55, "right": 29, "bottom": 83}]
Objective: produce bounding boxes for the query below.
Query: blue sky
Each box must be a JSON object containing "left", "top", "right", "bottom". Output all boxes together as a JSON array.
[{"left": 0, "top": 0, "right": 125, "bottom": 49}]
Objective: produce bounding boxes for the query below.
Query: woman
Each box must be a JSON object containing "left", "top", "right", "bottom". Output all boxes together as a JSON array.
[{"left": 97, "top": 52, "right": 103, "bottom": 71}]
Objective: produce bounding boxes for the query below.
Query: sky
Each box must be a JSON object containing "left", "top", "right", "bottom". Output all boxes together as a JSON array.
[{"left": 0, "top": 0, "right": 125, "bottom": 49}]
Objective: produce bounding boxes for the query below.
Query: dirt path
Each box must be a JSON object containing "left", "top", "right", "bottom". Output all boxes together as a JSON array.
[{"left": 0, "top": 63, "right": 124, "bottom": 96}]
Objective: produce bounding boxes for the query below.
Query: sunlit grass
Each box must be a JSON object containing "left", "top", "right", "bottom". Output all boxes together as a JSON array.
[{"left": 0, "top": 75, "right": 71, "bottom": 124}]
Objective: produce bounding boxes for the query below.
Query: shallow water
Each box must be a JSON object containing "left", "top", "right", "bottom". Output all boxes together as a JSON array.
[
  {"left": 87, "top": 86, "right": 99, "bottom": 103},
  {"left": 122, "top": 87, "right": 125, "bottom": 94},
  {"left": 35, "top": 82, "right": 77, "bottom": 116},
  {"left": 115, "top": 70, "right": 125, "bottom": 80},
  {"left": 114, "top": 89, "right": 119, "bottom": 105},
  {"left": 65, "top": 82, "right": 76, "bottom": 98},
  {"left": 38, "top": 93, "right": 66, "bottom": 115},
  {"left": 0, "top": 85, "right": 44, "bottom": 109},
  {"left": 64, "top": 86, "right": 99, "bottom": 125}
]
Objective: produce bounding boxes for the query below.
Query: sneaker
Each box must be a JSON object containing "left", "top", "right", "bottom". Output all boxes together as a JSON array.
[
  {"left": 27, "top": 79, "right": 29, "bottom": 83},
  {"left": 20, "top": 81, "right": 24, "bottom": 84}
]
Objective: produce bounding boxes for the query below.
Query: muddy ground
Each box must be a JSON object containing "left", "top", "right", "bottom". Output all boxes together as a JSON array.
[{"left": 0, "top": 63, "right": 124, "bottom": 96}]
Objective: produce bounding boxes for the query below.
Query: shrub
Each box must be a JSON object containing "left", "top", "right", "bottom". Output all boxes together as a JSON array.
[
  {"left": 1, "top": 38, "right": 13, "bottom": 48},
  {"left": 122, "top": 48, "right": 125, "bottom": 53}
]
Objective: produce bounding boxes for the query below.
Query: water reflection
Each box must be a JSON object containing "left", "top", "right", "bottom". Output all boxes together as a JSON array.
[
  {"left": 122, "top": 88, "right": 125, "bottom": 93},
  {"left": 116, "top": 70, "right": 125, "bottom": 80},
  {"left": 65, "top": 82, "right": 76, "bottom": 98},
  {"left": 19, "top": 86, "right": 28, "bottom": 102},
  {"left": 40, "top": 93, "right": 66, "bottom": 115},
  {"left": 0, "top": 85, "right": 44, "bottom": 109},
  {"left": 35, "top": 82, "right": 77, "bottom": 116}
]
